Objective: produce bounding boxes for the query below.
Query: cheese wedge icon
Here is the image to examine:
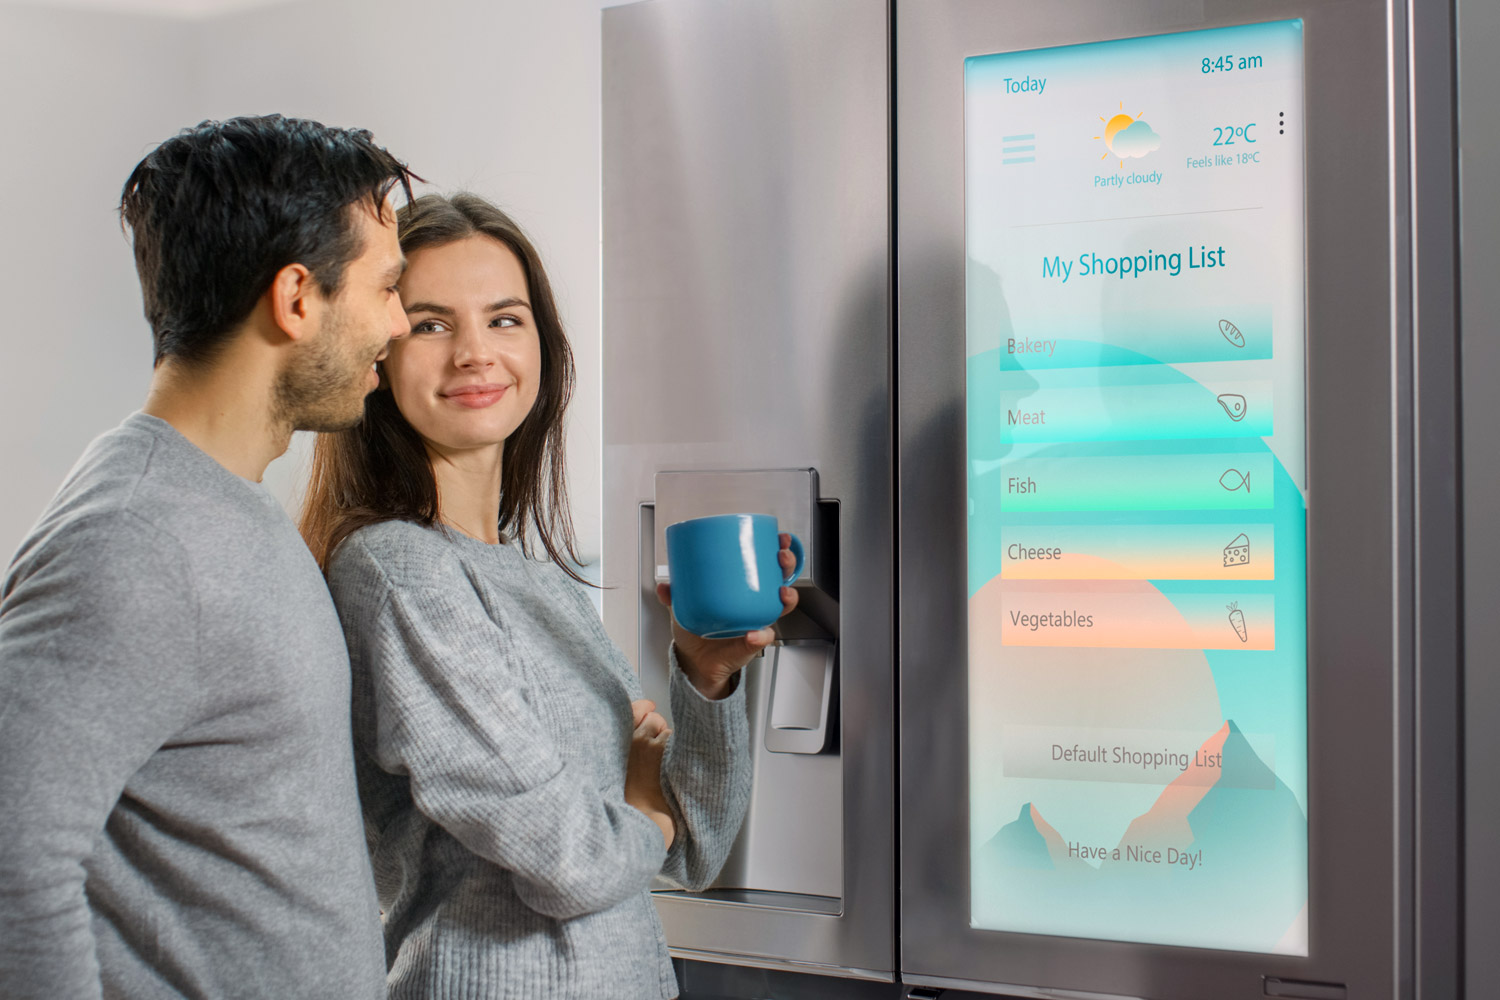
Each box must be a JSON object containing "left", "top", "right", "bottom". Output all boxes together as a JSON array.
[
  {"left": 1223, "top": 533, "right": 1251, "bottom": 567},
  {"left": 1219, "top": 318, "right": 1245, "bottom": 348},
  {"left": 1217, "top": 393, "right": 1248, "bottom": 421}
]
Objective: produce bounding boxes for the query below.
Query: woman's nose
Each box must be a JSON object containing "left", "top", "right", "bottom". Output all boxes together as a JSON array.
[{"left": 453, "top": 323, "right": 495, "bottom": 369}]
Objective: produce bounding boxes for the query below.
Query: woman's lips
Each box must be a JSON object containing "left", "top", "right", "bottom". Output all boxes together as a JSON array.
[{"left": 442, "top": 384, "right": 509, "bottom": 409}]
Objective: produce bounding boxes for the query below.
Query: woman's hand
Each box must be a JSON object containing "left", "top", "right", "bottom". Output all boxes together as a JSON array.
[
  {"left": 655, "top": 533, "right": 801, "bottom": 700},
  {"left": 624, "top": 700, "right": 675, "bottom": 850}
]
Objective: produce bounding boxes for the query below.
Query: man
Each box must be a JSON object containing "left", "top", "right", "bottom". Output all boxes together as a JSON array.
[{"left": 0, "top": 116, "right": 415, "bottom": 999}]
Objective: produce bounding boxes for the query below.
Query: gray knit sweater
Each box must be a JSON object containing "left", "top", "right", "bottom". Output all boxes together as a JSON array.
[
  {"left": 0, "top": 413, "right": 385, "bottom": 999},
  {"left": 326, "top": 520, "right": 752, "bottom": 1000}
]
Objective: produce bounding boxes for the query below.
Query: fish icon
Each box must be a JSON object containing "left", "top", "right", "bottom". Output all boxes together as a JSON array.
[
  {"left": 1219, "top": 318, "right": 1245, "bottom": 348},
  {"left": 1219, "top": 468, "right": 1251, "bottom": 492},
  {"left": 1217, "top": 393, "right": 1247, "bottom": 421}
]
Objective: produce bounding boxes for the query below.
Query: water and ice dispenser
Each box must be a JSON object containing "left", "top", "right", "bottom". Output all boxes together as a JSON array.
[{"left": 642, "top": 469, "right": 841, "bottom": 900}]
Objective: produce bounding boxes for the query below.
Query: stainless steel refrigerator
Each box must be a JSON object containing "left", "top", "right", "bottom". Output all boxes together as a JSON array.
[{"left": 601, "top": 1, "right": 1477, "bottom": 997}]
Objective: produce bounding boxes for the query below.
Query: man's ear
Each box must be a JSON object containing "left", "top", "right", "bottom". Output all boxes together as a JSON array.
[{"left": 268, "top": 263, "right": 319, "bottom": 343}]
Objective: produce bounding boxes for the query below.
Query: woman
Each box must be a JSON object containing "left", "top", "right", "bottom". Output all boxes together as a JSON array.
[{"left": 299, "top": 192, "right": 795, "bottom": 999}]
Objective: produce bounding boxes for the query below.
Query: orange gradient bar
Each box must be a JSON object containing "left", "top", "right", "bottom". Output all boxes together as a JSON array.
[
  {"left": 999, "top": 524, "right": 1274, "bottom": 581},
  {"left": 980, "top": 579, "right": 1275, "bottom": 650}
]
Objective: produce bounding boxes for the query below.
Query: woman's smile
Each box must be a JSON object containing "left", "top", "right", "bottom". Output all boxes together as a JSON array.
[{"left": 441, "top": 382, "right": 510, "bottom": 409}]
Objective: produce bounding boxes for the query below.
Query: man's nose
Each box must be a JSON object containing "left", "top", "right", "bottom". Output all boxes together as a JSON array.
[{"left": 386, "top": 294, "right": 409, "bottom": 340}]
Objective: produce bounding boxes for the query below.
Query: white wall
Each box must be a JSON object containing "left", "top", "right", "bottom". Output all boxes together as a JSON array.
[
  {"left": 0, "top": 0, "right": 617, "bottom": 564},
  {"left": 0, "top": 3, "right": 195, "bottom": 560}
]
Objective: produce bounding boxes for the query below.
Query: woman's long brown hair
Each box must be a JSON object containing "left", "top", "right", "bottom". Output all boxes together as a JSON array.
[{"left": 299, "top": 192, "right": 587, "bottom": 583}]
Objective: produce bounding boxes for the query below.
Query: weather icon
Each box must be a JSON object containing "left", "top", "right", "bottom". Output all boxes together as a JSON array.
[{"left": 1094, "top": 102, "right": 1162, "bottom": 167}]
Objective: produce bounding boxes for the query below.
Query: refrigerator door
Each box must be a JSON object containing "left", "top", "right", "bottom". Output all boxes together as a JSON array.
[
  {"left": 602, "top": 0, "right": 895, "bottom": 981},
  {"left": 898, "top": 1, "right": 1431, "bottom": 997}
]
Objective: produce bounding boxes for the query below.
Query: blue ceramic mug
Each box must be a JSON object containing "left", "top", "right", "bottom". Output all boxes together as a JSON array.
[{"left": 665, "top": 513, "right": 805, "bottom": 638}]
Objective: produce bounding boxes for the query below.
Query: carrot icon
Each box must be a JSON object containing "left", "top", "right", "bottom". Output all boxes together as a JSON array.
[{"left": 1227, "top": 602, "right": 1248, "bottom": 643}]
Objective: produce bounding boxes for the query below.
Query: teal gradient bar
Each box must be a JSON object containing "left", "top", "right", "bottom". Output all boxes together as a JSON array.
[
  {"left": 999, "top": 304, "right": 1272, "bottom": 370},
  {"left": 997, "top": 380, "right": 1272, "bottom": 442},
  {"left": 997, "top": 453, "right": 1274, "bottom": 512}
]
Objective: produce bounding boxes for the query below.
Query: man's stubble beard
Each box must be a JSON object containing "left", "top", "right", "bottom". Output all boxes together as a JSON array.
[{"left": 273, "top": 305, "right": 379, "bottom": 433}]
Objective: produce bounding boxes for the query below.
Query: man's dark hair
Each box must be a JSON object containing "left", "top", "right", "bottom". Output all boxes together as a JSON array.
[{"left": 120, "top": 115, "right": 418, "bottom": 367}]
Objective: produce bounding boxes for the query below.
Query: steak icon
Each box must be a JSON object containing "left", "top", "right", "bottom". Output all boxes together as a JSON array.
[{"left": 1217, "top": 393, "right": 1247, "bottom": 421}]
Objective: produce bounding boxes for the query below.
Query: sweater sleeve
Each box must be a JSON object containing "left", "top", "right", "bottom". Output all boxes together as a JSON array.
[
  {"left": 330, "top": 542, "right": 668, "bottom": 921},
  {"left": 656, "top": 643, "right": 753, "bottom": 891},
  {"left": 0, "top": 516, "right": 200, "bottom": 1000}
]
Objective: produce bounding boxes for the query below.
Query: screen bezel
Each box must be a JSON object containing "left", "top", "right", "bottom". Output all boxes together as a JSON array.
[
  {"left": 961, "top": 19, "right": 1310, "bottom": 957},
  {"left": 897, "top": 0, "right": 1398, "bottom": 996}
]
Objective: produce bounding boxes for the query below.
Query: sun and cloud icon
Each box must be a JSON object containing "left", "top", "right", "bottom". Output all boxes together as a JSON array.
[{"left": 1094, "top": 102, "right": 1162, "bottom": 167}]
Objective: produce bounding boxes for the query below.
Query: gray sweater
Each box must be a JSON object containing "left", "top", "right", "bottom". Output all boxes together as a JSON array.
[
  {"left": 326, "top": 520, "right": 752, "bottom": 1000},
  {"left": 0, "top": 412, "right": 386, "bottom": 1000}
]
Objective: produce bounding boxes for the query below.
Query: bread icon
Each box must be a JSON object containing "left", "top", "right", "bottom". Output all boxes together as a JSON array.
[
  {"left": 1219, "top": 319, "right": 1245, "bottom": 348},
  {"left": 1223, "top": 533, "right": 1250, "bottom": 567}
]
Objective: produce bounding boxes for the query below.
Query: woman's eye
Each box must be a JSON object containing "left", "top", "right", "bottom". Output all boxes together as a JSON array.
[
  {"left": 411, "top": 320, "right": 445, "bottom": 334},
  {"left": 491, "top": 315, "right": 520, "bottom": 329}
]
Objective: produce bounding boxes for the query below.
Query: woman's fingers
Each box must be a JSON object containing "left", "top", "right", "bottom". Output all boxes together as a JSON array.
[
  {"left": 743, "top": 626, "right": 777, "bottom": 648},
  {"left": 658, "top": 536, "right": 798, "bottom": 676},
  {"left": 634, "top": 710, "right": 670, "bottom": 740},
  {"left": 630, "top": 699, "right": 655, "bottom": 728}
]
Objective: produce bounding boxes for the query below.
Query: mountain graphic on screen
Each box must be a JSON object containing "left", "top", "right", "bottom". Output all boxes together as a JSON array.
[
  {"left": 980, "top": 802, "right": 1088, "bottom": 871},
  {"left": 979, "top": 720, "right": 1307, "bottom": 950},
  {"left": 981, "top": 803, "right": 1053, "bottom": 870},
  {"left": 1108, "top": 721, "right": 1233, "bottom": 854}
]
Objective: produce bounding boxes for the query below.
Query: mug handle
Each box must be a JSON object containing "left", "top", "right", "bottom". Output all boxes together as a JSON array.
[{"left": 782, "top": 533, "right": 805, "bottom": 586}]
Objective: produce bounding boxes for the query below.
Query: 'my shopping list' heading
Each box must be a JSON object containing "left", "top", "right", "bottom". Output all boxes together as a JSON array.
[{"left": 1043, "top": 245, "right": 1228, "bottom": 283}]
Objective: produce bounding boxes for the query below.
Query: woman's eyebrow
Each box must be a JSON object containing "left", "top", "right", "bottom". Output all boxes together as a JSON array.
[{"left": 403, "top": 298, "right": 533, "bottom": 315}]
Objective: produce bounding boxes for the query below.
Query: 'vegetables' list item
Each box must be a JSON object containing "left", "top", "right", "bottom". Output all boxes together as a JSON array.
[{"left": 965, "top": 20, "right": 1308, "bottom": 955}]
